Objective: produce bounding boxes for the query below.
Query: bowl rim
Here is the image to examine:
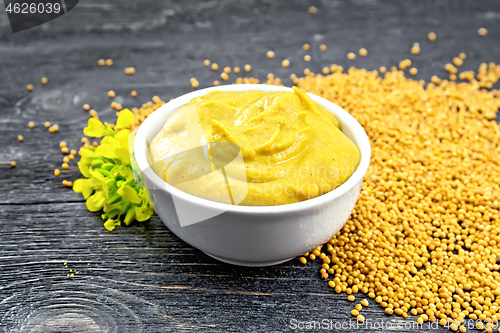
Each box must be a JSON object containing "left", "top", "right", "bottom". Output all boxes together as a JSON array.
[{"left": 134, "top": 84, "right": 371, "bottom": 214}]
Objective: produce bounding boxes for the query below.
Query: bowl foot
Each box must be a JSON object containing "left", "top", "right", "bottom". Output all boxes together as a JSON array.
[{"left": 203, "top": 252, "right": 294, "bottom": 267}]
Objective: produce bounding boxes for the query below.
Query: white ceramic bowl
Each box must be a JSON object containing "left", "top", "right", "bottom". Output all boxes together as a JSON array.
[{"left": 134, "top": 84, "right": 371, "bottom": 267}]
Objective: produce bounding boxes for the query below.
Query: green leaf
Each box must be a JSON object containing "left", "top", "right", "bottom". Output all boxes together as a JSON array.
[
  {"left": 122, "top": 178, "right": 136, "bottom": 187},
  {"left": 105, "top": 177, "right": 116, "bottom": 189},
  {"left": 102, "top": 208, "right": 120, "bottom": 219},
  {"left": 83, "top": 118, "right": 107, "bottom": 138},
  {"left": 95, "top": 168, "right": 112, "bottom": 178},
  {"left": 90, "top": 159, "right": 104, "bottom": 168},
  {"left": 117, "top": 185, "right": 141, "bottom": 204},
  {"left": 124, "top": 206, "right": 136, "bottom": 225},
  {"left": 108, "top": 193, "right": 122, "bottom": 205},
  {"left": 110, "top": 164, "right": 122, "bottom": 174},
  {"left": 115, "top": 109, "right": 134, "bottom": 129},
  {"left": 103, "top": 218, "right": 121, "bottom": 231},
  {"left": 101, "top": 163, "right": 115, "bottom": 171},
  {"left": 86, "top": 191, "right": 106, "bottom": 212},
  {"left": 121, "top": 200, "right": 132, "bottom": 215}
]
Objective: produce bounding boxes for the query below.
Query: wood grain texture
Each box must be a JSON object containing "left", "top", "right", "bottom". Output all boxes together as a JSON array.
[{"left": 1, "top": 0, "right": 500, "bottom": 332}]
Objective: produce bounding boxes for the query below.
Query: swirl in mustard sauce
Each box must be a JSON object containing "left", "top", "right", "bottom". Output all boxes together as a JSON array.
[{"left": 149, "top": 87, "right": 360, "bottom": 206}]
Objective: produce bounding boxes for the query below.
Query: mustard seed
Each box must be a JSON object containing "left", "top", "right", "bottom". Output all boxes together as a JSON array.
[
  {"left": 124, "top": 67, "right": 136, "bottom": 75},
  {"left": 411, "top": 43, "right": 420, "bottom": 55},
  {"left": 453, "top": 57, "right": 463, "bottom": 67},
  {"left": 296, "top": 60, "right": 500, "bottom": 328},
  {"left": 190, "top": 78, "right": 200, "bottom": 87}
]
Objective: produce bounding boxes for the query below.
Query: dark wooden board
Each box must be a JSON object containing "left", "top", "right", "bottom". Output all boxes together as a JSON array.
[{"left": 1, "top": 0, "right": 500, "bottom": 332}]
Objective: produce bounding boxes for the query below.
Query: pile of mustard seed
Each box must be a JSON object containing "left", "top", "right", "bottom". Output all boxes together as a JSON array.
[{"left": 297, "top": 63, "right": 500, "bottom": 332}]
